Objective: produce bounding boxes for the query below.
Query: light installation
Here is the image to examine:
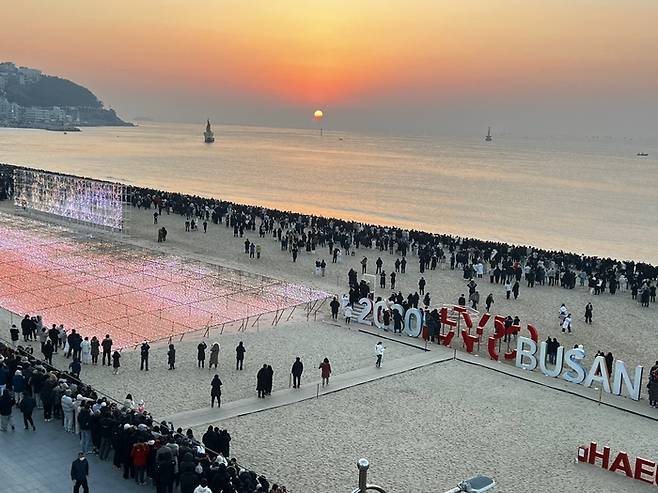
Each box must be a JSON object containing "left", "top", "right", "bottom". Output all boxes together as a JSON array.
[
  {"left": 0, "top": 213, "right": 328, "bottom": 348},
  {"left": 13, "top": 169, "right": 125, "bottom": 231}
]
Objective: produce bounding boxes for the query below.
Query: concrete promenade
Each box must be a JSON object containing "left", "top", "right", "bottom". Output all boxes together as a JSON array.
[{"left": 0, "top": 417, "right": 143, "bottom": 493}]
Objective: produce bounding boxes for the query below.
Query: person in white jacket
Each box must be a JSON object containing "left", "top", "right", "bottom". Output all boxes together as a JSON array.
[
  {"left": 194, "top": 478, "right": 212, "bottom": 493},
  {"left": 375, "top": 342, "right": 385, "bottom": 368},
  {"left": 61, "top": 391, "right": 75, "bottom": 433}
]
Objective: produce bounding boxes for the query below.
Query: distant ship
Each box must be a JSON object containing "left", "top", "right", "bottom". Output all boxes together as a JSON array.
[
  {"left": 636, "top": 152, "right": 648, "bottom": 157},
  {"left": 203, "top": 120, "right": 215, "bottom": 143},
  {"left": 485, "top": 127, "right": 492, "bottom": 142}
]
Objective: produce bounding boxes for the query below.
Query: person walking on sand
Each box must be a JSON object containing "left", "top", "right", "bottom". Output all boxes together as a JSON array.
[
  {"left": 210, "top": 375, "right": 222, "bottom": 408},
  {"left": 512, "top": 281, "right": 520, "bottom": 300},
  {"left": 485, "top": 293, "right": 494, "bottom": 312},
  {"left": 319, "top": 358, "right": 332, "bottom": 387},
  {"left": 167, "top": 344, "right": 176, "bottom": 370},
  {"left": 505, "top": 281, "right": 512, "bottom": 299},
  {"left": 236, "top": 342, "right": 245, "bottom": 370},
  {"left": 559, "top": 304, "right": 568, "bottom": 327},
  {"left": 291, "top": 357, "right": 304, "bottom": 389},
  {"left": 112, "top": 350, "right": 121, "bottom": 375},
  {"left": 375, "top": 342, "right": 385, "bottom": 368},
  {"left": 584, "top": 302, "right": 593, "bottom": 324},
  {"left": 71, "top": 452, "right": 90, "bottom": 493},
  {"left": 209, "top": 342, "right": 220, "bottom": 369},
  {"left": 197, "top": 341, "right": 207, "bottom": 368}
]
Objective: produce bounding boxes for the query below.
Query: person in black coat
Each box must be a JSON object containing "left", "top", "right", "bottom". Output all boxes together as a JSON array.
[
  {"left": 329, "top": 297, "right": 340, "bottom": 320},
  {"left": 178, "top": 452, "right": 198, "bottom": 493},
  {"left": 210, "top": 375, "right": 222, "bottom": 408},
  {"left": 140, "top": 341, "right": 150, "bottom": 371},
  {"left": 197, "top": 342, "right": 207, "bottom": 368},
  {"left": 19, "top": 391, "right": 36, "bottom": 431},
  {"left": 256, "top": 365, "right": 267, "bottom": 398},
  {"left": 291, "top": 357, "right": 303, "bottom": 389},
  {"left": 101, "top": 335, "right": 113, "bottom": 366},
  {"left": 235, "top": 342, "right": 245, "bottom": 371},
  {"left": 266, "top": 365, "right": 274, "bottom": 395},
  {"left": 167, "top": 345, "right": 176, "bottom": 370},
  {"left": 71, "top": 452, "right": 90, "bottom": 493}
]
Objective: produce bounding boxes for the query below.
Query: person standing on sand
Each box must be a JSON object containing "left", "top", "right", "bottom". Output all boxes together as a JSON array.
[
  {"left": 344, "top": 305, "right": 353, "bottom": 324},
  {"left": 112, "top": 351, "right": 121, "bottom": 375},
  {"left": 361, "top": 257, "right": 368, "bottom": 274},
  {"left": 236, "top": 342, "right": 245, "bottom": 370},
  {"left": 140, "top": 341, "right": 150, "bottom": 371},
  {"left": 375, "top": 342, "right": 385, "bottom": 368},
  {"left": 330, "top": 297, "right": 340, "bottom": 320},
  {"left": 210, "top": 375, "right": 222, "bottom": 408},
  {"left": 319, "top": 358, "right": 332, "bottom": 387},
  {"left": 197, "top": 341, "right": 207, "bottom": 368},
  {"left": 418, "top": 277, "right": 426, "bottom": 295},
  {"left": 167, "top": 344, "right": 176, "bottom": 370},
  {"left": 505, "top": 281, "right": 512, "bottom": 299},
  {"left": 291, "top": 357, "right": 304, "bottom": 389},
  {"left": 101, "top": 334, "right": 112, "bottom": 366},
  {"left": 256, "top": 364, "right": 268, "bottom": 398},
  {"left": 266, "top": 365, "right": 274, "bottom": 395},
  {"left": 90, "top": 337, "right": 99, "bottom": 365},
  {"left": 209, "top": 342, "right": 220, "bottom": 369},
  {"left": 584, "top": 303, "right": 593, "bottom": 324},
  {"left": 512, "top": 281, "right": 520, "bottom": 300},
  {"left": 390, "top": 271, "right": 396, "bottom": 290}
]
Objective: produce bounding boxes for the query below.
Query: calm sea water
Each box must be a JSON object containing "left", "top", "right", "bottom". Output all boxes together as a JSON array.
[{"left": 1, "top": 122, "right": 657, "bottom": 262}]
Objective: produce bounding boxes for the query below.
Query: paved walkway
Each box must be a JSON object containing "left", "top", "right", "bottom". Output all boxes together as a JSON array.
[
  {"left": 0, "top": 416, "right": 144, "bottom": 493},
  {"left": 164, "top": 347, "right": 454, "bottom": 429}
]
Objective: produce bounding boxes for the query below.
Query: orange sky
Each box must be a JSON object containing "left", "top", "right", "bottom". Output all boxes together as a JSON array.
[{"left": 2, "top": 1, "right": 658, "bottom": 133}]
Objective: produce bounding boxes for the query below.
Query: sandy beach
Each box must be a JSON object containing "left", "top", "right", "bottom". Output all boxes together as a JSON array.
[{"left": 3, "top": 200, "right": 657, "bottom": 492}]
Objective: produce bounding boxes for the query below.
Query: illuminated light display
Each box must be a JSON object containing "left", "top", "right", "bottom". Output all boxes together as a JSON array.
[
  {"left": 13, "top": 169, "right": 125, "bottom": 230},
  {"left": 0, "top": 213, "right": 328, "bottom": 348}
]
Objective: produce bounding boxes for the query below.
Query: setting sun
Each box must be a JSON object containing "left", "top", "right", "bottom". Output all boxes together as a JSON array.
[{"left": 313, "top": 109, "right": 324, "bottom": 120}]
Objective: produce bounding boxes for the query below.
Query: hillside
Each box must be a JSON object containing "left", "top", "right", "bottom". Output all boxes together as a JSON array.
[
  {"left": 0, "top": 62, "right": 132, "bottom": 127},
  {"left": 5, "top": 75, "right": 102, "bottom": 109}
]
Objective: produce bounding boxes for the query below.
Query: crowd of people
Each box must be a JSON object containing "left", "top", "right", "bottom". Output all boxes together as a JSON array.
[{"left": 0, "top": 336, "right": 287, "bottom": 493}]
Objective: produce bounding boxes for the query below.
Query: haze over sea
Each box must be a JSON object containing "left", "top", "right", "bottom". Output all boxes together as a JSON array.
[{"left": 1, "top": 122, "right": 657, "bottom": 263}]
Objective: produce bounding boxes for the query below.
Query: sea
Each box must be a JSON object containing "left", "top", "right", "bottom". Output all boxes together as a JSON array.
[{"left": 0, "top": 122, "right": 656, "bottom": 263}]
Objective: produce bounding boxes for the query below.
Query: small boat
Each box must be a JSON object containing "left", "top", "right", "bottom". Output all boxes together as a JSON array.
[
  {"left": 203, "top": 119, "right": 215, "bottom": 143},
  {"left": 485, "top": 127, "right": 492, "bottom": 142},
  {"left": 637, "top": 152, "right": 648, "bottom": 157}
]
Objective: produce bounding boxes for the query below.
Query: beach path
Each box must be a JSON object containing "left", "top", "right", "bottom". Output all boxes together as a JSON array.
[{"left": 164, "top": 346, "right": 453, "bottom": 429}]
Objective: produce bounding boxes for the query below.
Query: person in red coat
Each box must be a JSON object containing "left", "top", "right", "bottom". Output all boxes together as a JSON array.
[
  {"left": 131, "top": 442, "right": 150, "bottom": 485},
  {"left": 319, "top": 358, "right": 332, "bottom": 387}
]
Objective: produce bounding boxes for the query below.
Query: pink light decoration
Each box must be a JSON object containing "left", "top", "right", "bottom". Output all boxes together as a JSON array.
[{"left": 0, "top": 213, "right": 328, "bottom": 348}]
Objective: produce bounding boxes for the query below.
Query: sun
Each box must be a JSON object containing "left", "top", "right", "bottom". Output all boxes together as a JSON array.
[{"left": 313, "top": 109, "right": 324, "bottom": 120}]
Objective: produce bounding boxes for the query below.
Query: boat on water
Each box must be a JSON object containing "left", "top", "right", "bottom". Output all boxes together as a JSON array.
[
  {"left": 637, "top": 152, "right": 648, "bottom": 157},
  {"left": 485, "top": 127, "right": 492, "bottom": 142},
  {"left": 203, "top": 120, "right": 215, "bottom": 143}
]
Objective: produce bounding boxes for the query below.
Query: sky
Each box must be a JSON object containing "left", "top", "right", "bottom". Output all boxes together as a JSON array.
[{"left": 2, "top": 0, "right": 658, "bottom": 136}]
